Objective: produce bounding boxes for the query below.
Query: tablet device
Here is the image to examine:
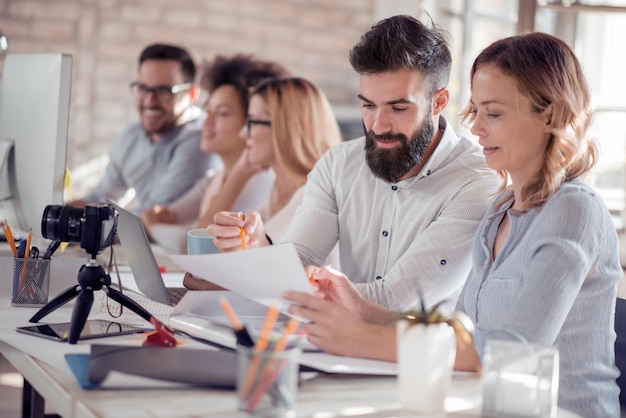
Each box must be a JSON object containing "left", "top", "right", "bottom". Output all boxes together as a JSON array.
[{"left": 16, "top": 320, "right": 146, "bottom": 342}]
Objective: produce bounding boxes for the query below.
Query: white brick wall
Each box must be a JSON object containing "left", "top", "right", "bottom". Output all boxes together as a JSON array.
[{"left": 0, "top": 0, "right": 381, "bottom": 191}]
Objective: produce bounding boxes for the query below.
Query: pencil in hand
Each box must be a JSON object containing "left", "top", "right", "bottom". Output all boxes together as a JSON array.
[{"left": 237, "top": 212, "right": 247, "bottom": 250}]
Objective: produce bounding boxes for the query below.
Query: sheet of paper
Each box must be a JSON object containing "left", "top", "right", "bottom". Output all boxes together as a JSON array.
[
  {"left": 168, "top": 244, "right": 313, "bottom": 312},
  {"left": 170, "top": 291, "right": 398, "bottom": 376}
]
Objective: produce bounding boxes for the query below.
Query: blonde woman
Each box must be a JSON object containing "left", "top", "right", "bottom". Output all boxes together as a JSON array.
[{"left": 184, "top": 77, "right": 342, "bottom": 289}]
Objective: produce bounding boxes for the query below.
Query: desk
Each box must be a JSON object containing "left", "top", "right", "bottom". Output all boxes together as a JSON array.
[{"left": 0, "top": 257, "right": 581, "bottom": 418}]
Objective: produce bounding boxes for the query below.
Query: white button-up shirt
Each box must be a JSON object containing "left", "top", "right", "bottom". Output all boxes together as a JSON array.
[{"left": 282, "top": 117, "right": 500, "bottom": 311}]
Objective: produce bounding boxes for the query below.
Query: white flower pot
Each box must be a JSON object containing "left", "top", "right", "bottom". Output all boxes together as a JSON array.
[{"left": 397, "top": 320, "right": 456, "bottom": 414}]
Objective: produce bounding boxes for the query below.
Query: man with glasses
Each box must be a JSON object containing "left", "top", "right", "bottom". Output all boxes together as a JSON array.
[{"left": 70, "top": 43, "right": 220, "bottom": 213}]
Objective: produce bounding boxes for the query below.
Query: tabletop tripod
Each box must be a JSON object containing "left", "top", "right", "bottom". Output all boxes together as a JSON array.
[{"left": 29, "top": 256, "right": 152, "bottom": 344}]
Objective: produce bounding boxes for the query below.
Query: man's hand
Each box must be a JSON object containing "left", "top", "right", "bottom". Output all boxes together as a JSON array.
[{"left": 141, "top": 205, "right": 176, "bottom": 227}]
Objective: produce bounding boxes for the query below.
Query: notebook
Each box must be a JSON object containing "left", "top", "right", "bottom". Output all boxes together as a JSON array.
[{"left": 109, "top": 202, "right": 187, "bottom": 306}]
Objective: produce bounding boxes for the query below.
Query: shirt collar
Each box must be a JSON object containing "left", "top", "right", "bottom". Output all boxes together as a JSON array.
[{"left": 414, "top": 116, "right": 459, "bottom": 179}]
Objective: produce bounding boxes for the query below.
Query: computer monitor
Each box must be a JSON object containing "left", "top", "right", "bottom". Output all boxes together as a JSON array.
[{"left": 0, "top": 53, "right": 72, "bottom": 241}]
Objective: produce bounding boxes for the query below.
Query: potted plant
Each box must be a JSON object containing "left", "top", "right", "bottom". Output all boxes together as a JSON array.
[{"left": 394, "top": 298, "right": 473, "bottom": 414}]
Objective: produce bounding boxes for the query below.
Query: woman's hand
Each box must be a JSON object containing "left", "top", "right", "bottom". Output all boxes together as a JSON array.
[
  {"left": 283, "top": 291, "right": 396, "bottom": 361},
  {"left": 141, "top": 205, "right": 176, "bottom": 226},
  {"left": 206, "top": 210, "right": 270, "bottom": 252},
  {"left": 231, "top": 148, "right": 268, "bottom": 180}
]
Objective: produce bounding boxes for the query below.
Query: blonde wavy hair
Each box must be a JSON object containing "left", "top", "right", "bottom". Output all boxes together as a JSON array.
[
  {"left": 462, "top": 32, "right": 597, "bottom": 210},
  {"left": 250, "top": 77, "right": 342, "bottom": 184}
]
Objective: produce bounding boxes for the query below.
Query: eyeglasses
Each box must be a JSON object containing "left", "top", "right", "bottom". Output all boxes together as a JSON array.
[
  {"left": 130, "top": 82, "right": 192, "bottom": 101},
  {"left": 246, "top": 118, "right": 271, "bottom": 136}
]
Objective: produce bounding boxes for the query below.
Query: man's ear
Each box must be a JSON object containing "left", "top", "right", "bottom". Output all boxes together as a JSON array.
[
  {"left": 432, "top": 88, "right": 449, "bottom": 116},
  {"left": 188, "top": 85, "right": 200, "bottom": 103}
]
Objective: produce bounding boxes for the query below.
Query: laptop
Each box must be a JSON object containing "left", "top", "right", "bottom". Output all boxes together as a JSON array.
[{"left": 109, "top": 202, "right": 187, "bottom": 306}]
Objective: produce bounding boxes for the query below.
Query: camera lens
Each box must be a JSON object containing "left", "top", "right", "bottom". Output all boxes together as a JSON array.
[{"left": 41, "top": 205, "right": 84, "bottom": 243}]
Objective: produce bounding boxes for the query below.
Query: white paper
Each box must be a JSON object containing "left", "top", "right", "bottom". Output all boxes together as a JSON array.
[
  {"left": 169, "top": 291, "right": 398, "bottom": 376},
  {"left": 168, "top": 244, "right": 313, "bottom": 312}
]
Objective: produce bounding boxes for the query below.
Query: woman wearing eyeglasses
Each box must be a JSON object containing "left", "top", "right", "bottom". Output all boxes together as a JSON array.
[
  {"left": 243, "top": 77, "right": 342, "bottom": 240},
  {"left": 183, "top": 77, "right": 342, "bottom": 290},
  {"left": 141, "top": 54, "right": 288, "bottom": 253}
]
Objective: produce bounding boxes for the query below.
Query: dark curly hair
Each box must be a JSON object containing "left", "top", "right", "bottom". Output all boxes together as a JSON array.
[{"left": 200, "top": 54, "right": 289, "bottom": 112}]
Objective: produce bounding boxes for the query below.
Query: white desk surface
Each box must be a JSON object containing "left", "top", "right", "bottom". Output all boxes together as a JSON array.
[{"left": 0, "top": 255, "right": 581, "bottom": 418}]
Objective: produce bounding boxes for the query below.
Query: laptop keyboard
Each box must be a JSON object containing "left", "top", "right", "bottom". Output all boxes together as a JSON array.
[{"left": 93, "top": 289, "right": 174, "bottom": 327}]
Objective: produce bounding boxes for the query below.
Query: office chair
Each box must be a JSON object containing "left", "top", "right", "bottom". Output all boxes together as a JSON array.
[{"left": 614, "top": 297, "right": 626, "bottom": 408}]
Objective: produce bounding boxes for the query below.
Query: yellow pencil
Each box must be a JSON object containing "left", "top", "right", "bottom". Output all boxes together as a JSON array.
[
  {"left": 238, "top": 212, "right": 247, "bottom": 250},
  {"left": 24, "top": 228, "right": 32, "bottom": 259},
  {"left": 3, "top": 220, "right": 17, "bottom": 257}
]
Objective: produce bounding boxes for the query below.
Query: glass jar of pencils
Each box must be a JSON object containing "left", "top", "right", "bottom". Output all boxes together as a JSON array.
[
  {"left": 11, "top": 257, "right": 51, "bottom": 307},
  {"left": 236, "top": 344, "right": 301, "bottom": 417}
]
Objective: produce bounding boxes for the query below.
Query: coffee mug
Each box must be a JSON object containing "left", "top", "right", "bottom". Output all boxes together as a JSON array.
[{"left": 187, "top": 228, "right": 219, "bottom": 255}]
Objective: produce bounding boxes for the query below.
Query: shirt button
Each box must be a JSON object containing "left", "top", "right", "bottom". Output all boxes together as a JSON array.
[
  {"left": 391, "top": 185, "right": 398, "bottom": 191},
  {"left": 382, "top": 231, "right": 388, "bottom": 237},
  {"left": 440, "top": 259, "right": 447, "bottom": 266},
  {"left": 376, "top": 276, "right": 382, "bottom": 280}
]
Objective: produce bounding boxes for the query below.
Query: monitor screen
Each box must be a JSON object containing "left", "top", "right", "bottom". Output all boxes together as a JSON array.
[{"left": 0, "top": 53, "right": 72, "bottom": 242}]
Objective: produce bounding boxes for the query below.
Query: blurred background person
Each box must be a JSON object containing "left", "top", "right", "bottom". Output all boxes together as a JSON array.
[
  {"left": 141, "top": 54, "right": 288, "bottom": 253},
  {"left": 69, "top": 43, "right": 220, "bottom": 213},
  {"left": 184, "top": 76, "right": 342, "bottom": 289}
]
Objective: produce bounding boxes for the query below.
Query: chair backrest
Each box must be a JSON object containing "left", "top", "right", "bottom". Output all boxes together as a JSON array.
[{"left": 614, "top": 297, "right": 626, "bottom": 408}]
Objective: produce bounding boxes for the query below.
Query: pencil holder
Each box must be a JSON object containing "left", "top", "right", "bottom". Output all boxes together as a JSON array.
[
  {"left": 236, "top": 344, "right": 301, "bottom": 417},
  {"left": 11, "top": 258, "right": 51, "bottom": 307}
]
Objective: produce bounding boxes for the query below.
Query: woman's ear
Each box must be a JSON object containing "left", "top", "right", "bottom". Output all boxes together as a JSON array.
[{"left": 542, "top": 103, "right": 553, "bottom": 131}]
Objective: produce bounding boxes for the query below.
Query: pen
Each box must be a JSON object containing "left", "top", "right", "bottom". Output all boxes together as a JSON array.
[
  {"left": 42, "top": 240, "right": 62, "bottom": 259},
  {"left": 16, "top": 239, "right": 27, "bottom": 295},
  {"left": 16, "top": 239, "right": 26, "bottom": 259},
  {"left": 3, "top": 220, "right": 17, "bottom": 257},
  {"left": 218, "top": 296, "right": 256, "bottom": 347},
  {"left": 237, "top": 212, "right": 247, "bottom": 250}
]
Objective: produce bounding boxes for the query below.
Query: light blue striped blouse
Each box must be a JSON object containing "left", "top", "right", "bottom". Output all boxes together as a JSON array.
[{"left": 457, "top": 178, "right": 621, "bottom": 418}]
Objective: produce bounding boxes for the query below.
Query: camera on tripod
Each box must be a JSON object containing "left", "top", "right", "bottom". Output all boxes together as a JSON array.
[
  {"left": 41, "top": 203, "right": 118, "bottom": 258},
  {"left": 32, "top": 202, "right": 150, "bottom": 344}
]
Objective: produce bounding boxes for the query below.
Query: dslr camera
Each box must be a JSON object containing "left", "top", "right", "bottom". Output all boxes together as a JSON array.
[{"left": 41, "top": 203, "right": 118, "bottom": 257}]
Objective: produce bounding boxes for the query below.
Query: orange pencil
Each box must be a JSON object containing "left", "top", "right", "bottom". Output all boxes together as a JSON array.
[
  {"left": 245, "top": 318, "right": 300, "bottom": 411},
  {"left": 241, "top": 304, "right": 280, "bottom": 398},
  {"left": 24, "top": 228, "right": 32, "bottom": 259},
  {"left": 238, "top": 212, "right": 247, "bottom": 250},
  {"left": 18, "top": 228, "right": 33, "bottom": 296},
  {"left": 219, "top": 296, "right": 255, "bottom": 347},
  {"left": 3, "top": 220, "right": 17, "bottom": 257}
]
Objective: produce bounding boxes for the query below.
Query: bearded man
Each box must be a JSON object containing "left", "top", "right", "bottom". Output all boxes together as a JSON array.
[{"left": 207, "top": 15, "right": 500, "bottom": 312}]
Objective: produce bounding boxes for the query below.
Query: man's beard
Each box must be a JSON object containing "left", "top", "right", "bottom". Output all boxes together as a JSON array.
[{"left": 364, "top": 116, "right": 434, "bottom": 183}]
